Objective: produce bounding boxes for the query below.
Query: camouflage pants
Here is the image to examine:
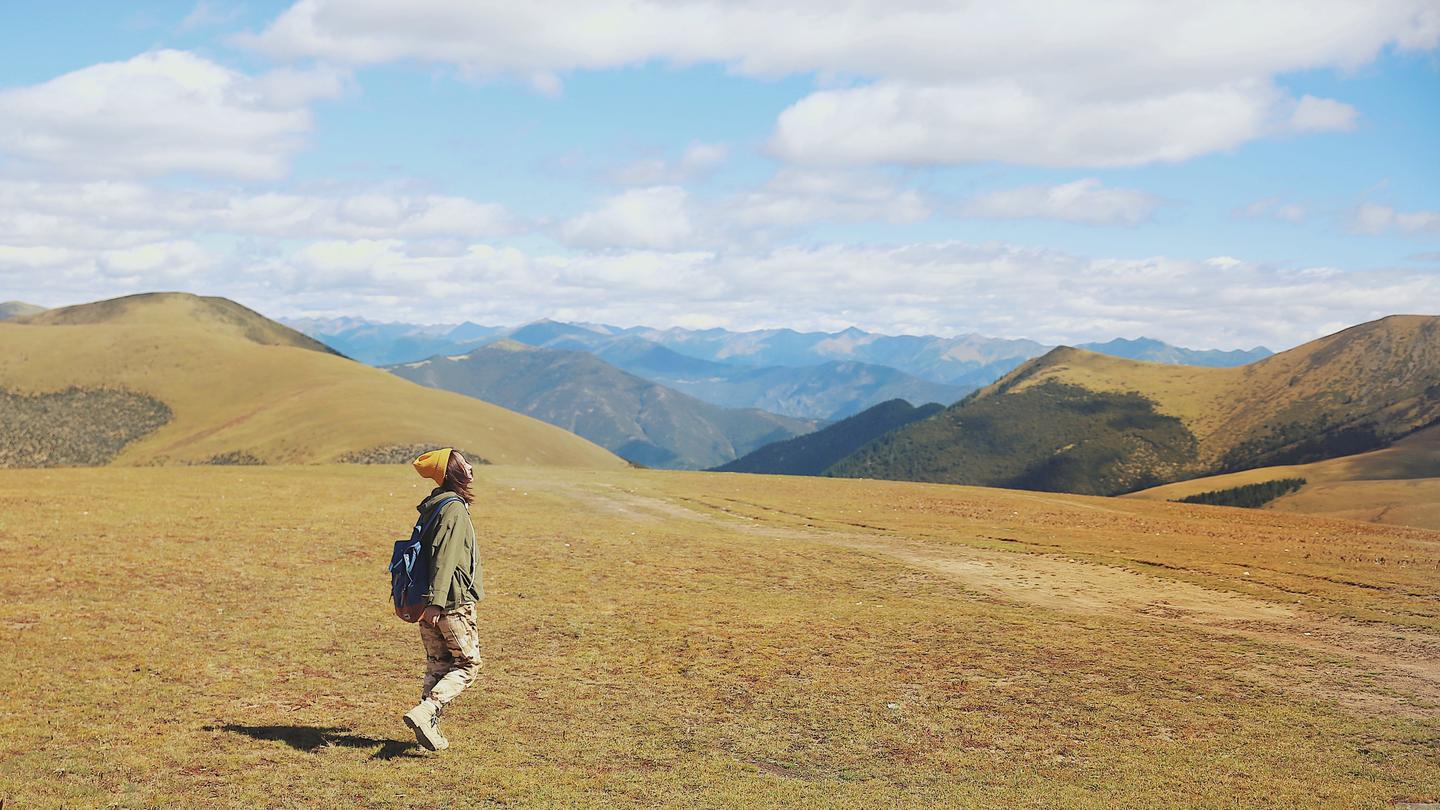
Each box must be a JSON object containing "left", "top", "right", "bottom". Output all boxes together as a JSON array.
[{"left": 419, "top": 603, "right": 482, "bottom": 707}]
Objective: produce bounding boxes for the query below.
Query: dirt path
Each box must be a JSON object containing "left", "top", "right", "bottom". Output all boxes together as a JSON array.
[{"left": 530, "top": 475, "right": 1440, "bottom": 718}]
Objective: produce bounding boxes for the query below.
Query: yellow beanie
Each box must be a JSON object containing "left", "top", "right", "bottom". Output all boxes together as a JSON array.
[{"left": 413, "top": 448, "right": 452, "bottom": 486}]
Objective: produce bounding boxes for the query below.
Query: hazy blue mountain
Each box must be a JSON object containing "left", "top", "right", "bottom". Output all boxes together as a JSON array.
[
  {"left": 282, "top": 316, "right": 506, "bottom": 365},
  {"left": 289, "top": 316, "right": 1274, "bottom": 411},
  {"left": 713, "top": 399, "right": 946, "bottom": 476},
  {"left": 0, "top": 301, "right": 46, "bottom": 321},
  {"left": 589, "top": 336, "right": 736, "bottom": 378},
  {"left": 1076, "top": 337, "right": 1272, "bottom": 367},
  {"left": 646, "top": 360, "right": 970, "bottom": 420},
  {"left": 388, "top": 340, "right": 819, "bottom": 470},
  {"left": 617, "top": 325, "right": 1052, "bottom": 386},
  {"left": 506, "top": 318, "right": 613, "bottom": 349}
]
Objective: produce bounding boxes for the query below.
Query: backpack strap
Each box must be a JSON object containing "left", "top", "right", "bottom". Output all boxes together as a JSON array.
[{"left": 425, "top": 495, "right": 474, "bottom": 591}]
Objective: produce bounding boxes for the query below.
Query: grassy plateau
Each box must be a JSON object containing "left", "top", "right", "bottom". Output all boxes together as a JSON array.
[{"left": 0, "top": 465, "right": 1437, "bottom": 808}]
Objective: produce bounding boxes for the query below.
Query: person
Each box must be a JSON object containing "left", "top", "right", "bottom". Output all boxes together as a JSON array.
[{"left": 402, "top": 447, "right": 484, "bottom": 752}]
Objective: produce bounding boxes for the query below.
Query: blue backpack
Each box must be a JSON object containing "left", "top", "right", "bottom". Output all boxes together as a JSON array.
[{"left": 389, "top": 496, "right": 462, "bottom": 622}]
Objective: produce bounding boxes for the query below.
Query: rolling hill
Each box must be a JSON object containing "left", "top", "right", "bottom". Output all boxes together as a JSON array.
[
  {"left": 25, "top": 292, "right": 343, "bottom": 356},
  {"left": 830, "top": 315, "right": 1440, "bottom": 495},
  {"left": 388, "top": 341, "right": 820, "bottom": 469},
  {"left": 713, "top": 398, "right": 944, "bottom": 475},
  {"left": 1127, "top": 423, "right": 1440, "bottom": 529},
  {"left": 0, "top": 301, "right": 45, "bottom": 321},
  {"left": 0, "top": 293, "right": 625, "bottom": 469}
]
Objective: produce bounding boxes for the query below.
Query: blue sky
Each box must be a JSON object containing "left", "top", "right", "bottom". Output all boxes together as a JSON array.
[{"left": 0, "top": 1, "right": 1437, "bottom": 349}]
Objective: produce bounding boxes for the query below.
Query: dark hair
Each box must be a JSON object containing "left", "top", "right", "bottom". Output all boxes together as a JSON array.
[{"left": 444, "top": 450, "right": 474, "bottom": 505}]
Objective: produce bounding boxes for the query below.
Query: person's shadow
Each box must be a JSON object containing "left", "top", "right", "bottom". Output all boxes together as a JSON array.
[{"left": 211, "top": 724, "right": 422, "bottom": 760}]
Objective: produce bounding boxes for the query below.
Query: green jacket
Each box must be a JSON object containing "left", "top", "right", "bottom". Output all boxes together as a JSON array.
[{"left": 418, "top": 487, "right": 482, "bottom": 609}]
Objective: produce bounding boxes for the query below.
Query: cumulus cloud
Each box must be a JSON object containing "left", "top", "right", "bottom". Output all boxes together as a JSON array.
[
  {"left": 246, "top": 1, "right": 1439, "bottom": 81},
  {"left": 770, "top": 79, "right": 1355, "bottom": 167},
  {"left": 561, "top": 186, "right": 696, "bottom": 250},
  {"left": 561, "top": 169, "right": 930, "bottom": 248},
  {"left": 1349, "top": 202, "right": 1440, "bottom": 235},
  {"left": 728, "top": 169, "right": 930, "bottom": 229},
  {"left": 959, "top": 179, "right": 1162, "bottom": 226},
  {"left": 0, "top": 180, "right": 516, "bottom": 248},
  {"left": 0, "top": 50, "right": 344, "bottom": 179},
  {"left": 244, "top": 0, "right": 1437, "bottom": 167},
  {"left": 0, "top": 238, "right": 218, "bottom": 301},
  {"left": 1288, "top": 94, "right": 1359, "bottom": 132},
  {"left": 6, "top": 226, "right": 1434, "bottom": 351}
]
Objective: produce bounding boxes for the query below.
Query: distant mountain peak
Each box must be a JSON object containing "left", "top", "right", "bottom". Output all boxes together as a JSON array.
[{"left": 0, "top": 301, "right": 46, "bottom": 321}]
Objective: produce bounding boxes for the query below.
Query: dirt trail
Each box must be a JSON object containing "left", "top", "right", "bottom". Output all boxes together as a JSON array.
[{"left": 528, "top": 475, "right": 1440, "bottom": 717}]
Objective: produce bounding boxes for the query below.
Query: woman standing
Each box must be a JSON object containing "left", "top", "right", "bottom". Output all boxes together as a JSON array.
[{"left": 403, "top": 447, "right": 484, "bottom": 752}]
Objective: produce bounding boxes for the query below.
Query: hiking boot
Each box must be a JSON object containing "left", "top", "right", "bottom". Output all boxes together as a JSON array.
[{"left": 403, "top": 700, "right": 449, "bottom": 751}]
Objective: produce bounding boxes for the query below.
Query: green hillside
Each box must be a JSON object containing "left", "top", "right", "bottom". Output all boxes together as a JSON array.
[
  {"left": 831, "top": 315, "right": 1440, "bottom": 495},
  {"left": 714, "top": 398, "right": 943, "bottom": 475},
  {"left": 830, "top": 382, "right": 1197, "bottom": 494},
  {"left": 389, "top": 341, "right": 819, "bottom": 469}
]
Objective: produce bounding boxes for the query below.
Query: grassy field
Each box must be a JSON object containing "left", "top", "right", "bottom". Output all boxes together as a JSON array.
[{"left": 1, "top": 465, "right": 1437, "bottom": 808}]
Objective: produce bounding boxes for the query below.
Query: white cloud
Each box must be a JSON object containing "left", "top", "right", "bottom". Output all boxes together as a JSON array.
[
  {"left": 1349, "top": 202, "right": 1440, "bottom": 235},
  {"left": 7, "top": 227, "right": 1434, "bottom": 351},
  {"left": 0, "top": 238, "right": 217, "bottom": 300},
  {"left": 0, "top": 180, "right": 516, "bottom": 248},
  {"left": 0, "top": 50, "right": 344, "bottom": 180},
  {"left": 729, "top": 169, "right": 929, "bottom": 229},
  {"left": 561, "top": 186, "right": 696, "bottom": 250},
  {"left": 1237, "top": 197, "right": 1307, "bottom": 224},
  {"left": 960, "top": 179, "right": 1162, "bottom": 226},
  {"left": 244, "top": 0, "right": 1437, "bottom": 167},
  {"left": 562, "top": 169, "right": 929, "bottom": 248},
  {"left": 246, "top": 1, "right": 1439, "bottom": 81},
  {"left": 770, "top": 79, "right": 1354, "bottom": 167},
  {"left": 1288, "top": 94, "right": 1359, "bottom": 132},
  {"left": 615, "top": 141, "right": 728, "bottom": 185}
]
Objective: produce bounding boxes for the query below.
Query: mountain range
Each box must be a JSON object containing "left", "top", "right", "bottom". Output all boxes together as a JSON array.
[
  {"left": 285, "top": 316, "right": 1269, "bottom": 419},
  {"left": 389, "top": 340, "right": 819, "bottom": 469}
]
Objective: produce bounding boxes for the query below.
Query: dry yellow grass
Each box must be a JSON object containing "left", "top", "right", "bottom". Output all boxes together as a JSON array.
[
  {"left": 0, "top": 295, "right": 624, "bottom": 469},
  {"left": 20, "top": 292, "right": 336, "bottom": 354},
  {"left": 1130, "top": 425, "right": 1440, "bottom": 529},
  {"left": 0, "top": 465, "right": 1435, "bottom": 808},
  {"left": 1268, "top": 478, "right": 1440, "bottom": 530}
]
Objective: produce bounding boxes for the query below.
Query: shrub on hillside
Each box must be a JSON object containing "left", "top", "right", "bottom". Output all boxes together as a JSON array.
[
  {"left": 0, "top": 387, "right": 171, "bottom": 467},
  {"left": 1172, "top": 478, "right": 1307, "bottom": 508}
]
